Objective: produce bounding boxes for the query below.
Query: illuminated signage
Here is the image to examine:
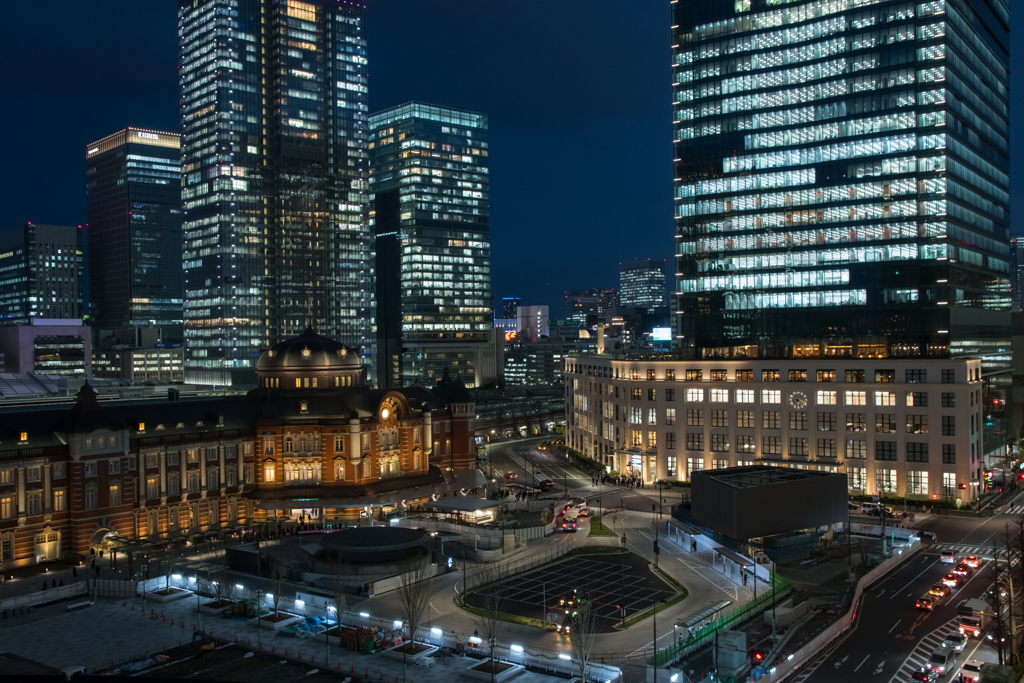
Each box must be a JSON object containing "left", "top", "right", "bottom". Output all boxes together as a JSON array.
[
  {"left": 136, "top": 132, "right": 159, "bottom": 140},
  {"left": 652, "top": 327, "right": 672, "bottom": 341},
  {"left": 504, "top": 331, "right": 517, "bottom": 342}
]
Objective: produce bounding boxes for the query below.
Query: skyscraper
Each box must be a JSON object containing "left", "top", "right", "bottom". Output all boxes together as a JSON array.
[
  {"left": 1011, "top": 237, "right": 1024, "bottom": 313},
  {"left": 0, "top": 224, "right": 83, "bottom": 323},
  {"left": 178, "top": 0, "right": 372, "bottom": 386},
  {"left": 619, "top": 259, "right": 666, "bottom": 308},
  {"left": 501, "top": 297, "right": 521, "bottom": 320},
  {"left": 369, "top": 102, "right": 493, "bottom": 388},
  {"left": 86, "top": 128, "right": 183, "bottom": 341},
  {"left": 672, "top": 1, "right": 1010, "bottom": 365},
  {"left": 564, "top": 288, "right": 616, "bottom": 326}
]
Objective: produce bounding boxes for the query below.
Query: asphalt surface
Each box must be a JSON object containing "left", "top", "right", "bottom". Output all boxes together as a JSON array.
[{"left": 789, "top": 495, "right": 1024, "bottom": 683}]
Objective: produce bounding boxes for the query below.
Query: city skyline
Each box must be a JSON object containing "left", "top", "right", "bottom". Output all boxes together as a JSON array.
[{"left": 0, "top": 0, "right": 682, "bottom": 317}]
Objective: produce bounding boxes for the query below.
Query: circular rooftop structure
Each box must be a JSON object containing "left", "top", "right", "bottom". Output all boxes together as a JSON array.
[{"left": 319, "top": 526, "right": 429, "bottom": 554}]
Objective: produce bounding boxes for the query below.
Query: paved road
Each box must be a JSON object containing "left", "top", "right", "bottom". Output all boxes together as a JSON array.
[{"left": 789, "top": 493, "right": 1024, "bottom": 683}]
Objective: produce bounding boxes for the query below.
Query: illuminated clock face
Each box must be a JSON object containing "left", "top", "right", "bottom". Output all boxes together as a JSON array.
[
  {"left": 301, "top": 346, "right": 311, "bottom": 359},
  {"left": 789, "top": 391, "right": 807, "bottom": 409},
  {"left": 381, "top": 408, "right": 390, "bottom": 421}
]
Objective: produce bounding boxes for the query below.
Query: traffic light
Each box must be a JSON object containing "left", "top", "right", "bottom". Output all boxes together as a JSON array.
[{"left": 653, "top": 540, "right": 659, "bottom": 555}]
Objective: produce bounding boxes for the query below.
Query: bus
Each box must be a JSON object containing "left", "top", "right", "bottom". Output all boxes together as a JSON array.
[{"left": 561, "top": 505, "right": 579, "bottom": 532}]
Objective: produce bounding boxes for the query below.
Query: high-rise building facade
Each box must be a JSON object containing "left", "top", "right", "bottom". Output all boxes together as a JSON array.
[
  {"left": 619, "top": 259, "right": 667, "bottom": 308},
  {"left": 369, "top": 102, "right": 492, "bottom": 389},
  {"left": 86, "top": 128, "right": 183, "bottom": 341},
  {"left": 564, "top": 288, "right": 617, "bottom": 326},
  {"left": 178, "top": 0, "right": 372, "bottom": 386},
  {"left": 501, "top": 297, "right": 521, "bottom": 320},
  {"left": 672, "top": 1, "right": 1010, "bottom": 367},
  {"left": 1011, "top": 237, "right": 1024, "bottom": 313},
  {"left": 0, "top": 224, "right": 83, "bottom": 324}
]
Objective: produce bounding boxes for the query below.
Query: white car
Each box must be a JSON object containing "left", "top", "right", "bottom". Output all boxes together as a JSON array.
[
  {"left": 958, "top": 659, "right": 982, "bottom": 682},
  {"left": 942, "top": 631, "right": 967, "bottom": 653},
  {"left": 940, "top": 548, "right": 957, "bottom": 563}
]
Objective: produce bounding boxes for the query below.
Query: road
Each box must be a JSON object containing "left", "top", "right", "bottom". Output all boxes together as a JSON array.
[
  {"left": 483, "top": 436, "right": 678, "bottom": 514},
  {"left": 790, "top": 495, "right": 1024, "bottom": 683}
]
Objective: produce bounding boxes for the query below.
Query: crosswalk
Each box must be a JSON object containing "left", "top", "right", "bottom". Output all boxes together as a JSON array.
[
  {"left": 889, "top": 617, "right": 960, "bottom": 683},
  {"left": 1002, "top": 504, "right": 1024, "bottom": 515},
  {"left": 934, "top": 545, "right": 996, "bottom": 560}
]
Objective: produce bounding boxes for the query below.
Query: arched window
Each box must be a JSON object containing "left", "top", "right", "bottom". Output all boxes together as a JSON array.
[{"left": 284, "top": 437, "right": 294, "bottom": 453}]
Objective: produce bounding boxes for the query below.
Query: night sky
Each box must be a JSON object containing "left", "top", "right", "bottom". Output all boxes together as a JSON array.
[{"left": 1, "top": 2, "right": 1019, "bottom": 318}]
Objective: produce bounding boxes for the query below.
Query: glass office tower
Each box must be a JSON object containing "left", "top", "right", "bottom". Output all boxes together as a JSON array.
[
  {"left": 369, "top": 103, "right": 492, "bottom": 388},
  {"left": 673, "top": 0, "right": 1010, "bottom": 364},
  {"left": 178, "top": 0, "right": 371, "bottom": 385},
  {"left": 86, "top": 128, "right": 183, "bottom": 341},
  {"left": 0, "top": 224, "right": 83, "bottom": 323},
  {"left": 619, "top": 259, "right": 667, "bottom": 308}
]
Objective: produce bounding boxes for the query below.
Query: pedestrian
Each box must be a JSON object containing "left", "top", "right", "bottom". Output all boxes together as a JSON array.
[
  {"left": 72, "top": 567, "right": 78, "bottom": 579},
  {"left": 59, "top": 579, "right": 64, "bottom": 587},
  {"left": 42, "top": 580, "right": 48, "bottom": 591},
  {"left": 95, "top": 565, "right": 101, "bottom": 578}
]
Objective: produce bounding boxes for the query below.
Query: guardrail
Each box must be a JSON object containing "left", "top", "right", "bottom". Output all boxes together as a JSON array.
[
  {"left": 651, "top": 573, "right": 793, "bottom": 667},
  {"left": 0, "top": 581, "right": 87, "bottom": 613},
  {"left": 768, "top": 541, "right": 920, "bottom": 681}
]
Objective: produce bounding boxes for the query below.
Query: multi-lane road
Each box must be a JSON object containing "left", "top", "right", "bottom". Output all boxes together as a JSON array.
[{"left": 792, "top": 499, "right": 1024, "bottom": 683}]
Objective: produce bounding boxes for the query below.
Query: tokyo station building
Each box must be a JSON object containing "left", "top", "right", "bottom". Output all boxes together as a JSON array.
[{"left": 0, "top": 329, "right": 483, "bottom": 570}]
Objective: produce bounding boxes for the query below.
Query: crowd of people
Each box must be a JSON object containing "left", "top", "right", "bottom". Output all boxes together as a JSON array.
[{"left": 600, "top": 473, "right": 645, "bottom": 489}]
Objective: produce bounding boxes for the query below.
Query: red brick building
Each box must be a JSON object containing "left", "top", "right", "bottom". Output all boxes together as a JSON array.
[{"left": 0, "top": 329, "right": 483, "bottom": 570}]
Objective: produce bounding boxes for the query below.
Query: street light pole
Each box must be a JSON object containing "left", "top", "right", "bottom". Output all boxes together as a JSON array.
[{"left": 256, "top": 588, "right": 262, "bottom": 649}]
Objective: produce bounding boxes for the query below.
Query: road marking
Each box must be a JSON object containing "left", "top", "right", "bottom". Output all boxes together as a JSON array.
[
  {"left": 853, "top": 654, "right": 870, "bottom": 672},
  {"left": 832, "top": 654, "right": 848, "bottom": 669},
  {"left": 887, "top": 619, "right": 901, "bottom": 633},
  {"left": 892, "top": 557, "right": 940, "bottom": 595}
]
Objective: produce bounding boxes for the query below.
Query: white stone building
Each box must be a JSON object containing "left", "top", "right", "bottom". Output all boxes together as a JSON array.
[{"left": 565, "top": 357, "right": 984, "bottom": 504}]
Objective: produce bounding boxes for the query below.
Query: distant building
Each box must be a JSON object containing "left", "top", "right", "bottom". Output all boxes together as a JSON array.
[
  {"left": 564, "top": 289, "right": 617, "bottom": 326},
  {"left": 0, "top": 224, "right": 83, "bottom": 324},
  {"left": 370, "top": 102, "right": 492, "bottom": 388},
  {"left": 501, "top": 297, "right": 521, "bottom": 320},
  {"left": 619, "top": 260, "right": 666, "bottom": 308},
  {"left": 517, "top": 305, "right": 550, "bottom": 340},
  {"left": 86, "top": 128, "right": 183, "bottom": 342},
  {"left": 1012, "top": 237, "right": 1024, "bottom": 313},
  {"left": 0, "top": 320, "right": 91, "bottom": 376},
  {"left": 92, "top": 346, "right": 184, "bottom": 383}
]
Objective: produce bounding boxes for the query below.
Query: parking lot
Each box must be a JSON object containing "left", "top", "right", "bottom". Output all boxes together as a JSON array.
[{"left": 464, "top": 552, "right": 678, "bottom": 633}]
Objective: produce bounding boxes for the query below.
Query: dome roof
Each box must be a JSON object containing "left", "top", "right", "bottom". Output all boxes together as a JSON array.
[{"left": 256, "top": 327, "right": 360, "bottom": 371}]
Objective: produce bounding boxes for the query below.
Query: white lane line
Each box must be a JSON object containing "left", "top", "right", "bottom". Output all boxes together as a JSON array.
[
  {"left": 887, "top": 618, "right": 901, "bottom": 633},
  {"left": 853, "top": 654, "right": 870, "bottom": 672},
  {"left": 892, "top": 557, "right": 940, "bottom": 595}
]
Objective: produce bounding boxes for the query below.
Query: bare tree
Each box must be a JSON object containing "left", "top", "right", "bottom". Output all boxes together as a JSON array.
[
  {"left": 567, "top": 591, "right": 600, "bottom": 681},
  {"left": 397, "top": 562, "right": 435, "bottom": 650},
  {"left": 210, "top": 547, "right": 229, "bottom": 604},
  {"left": 986, "top": 546, "right": 1011, "bottom": 666},
  {"left": 327, "top": 565, "right": 348, "bottom": 646},
  {"left": 265, "top": 553, "right": 285, "bottom": 618},
  {"left": 470, "top": 562, "right": 509, "bottom": 678},
  {"left": 163, "top": 544, "right": 179, "bottom": 591}
]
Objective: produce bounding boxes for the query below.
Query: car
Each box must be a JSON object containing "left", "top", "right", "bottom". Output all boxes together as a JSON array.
[
  {"left": 917, "top": 530, "right": 939, "bottom": 542},
  {"left": 929, "top": 582, "right": 950, "bottom": 598},
  {"left": 577, "top": 507, "right": 590, "bottom": 518},
  {"left": 910, "top": 668, "right": 938, "bottom": 682},
  {"left": 861, "top": 503, "right": 881, "bottom": 514},
  {"left": 958, "top": 659, "right": 982, "bottom": 682},
  {"left": 927, "top": 646, "right": 957, "bottom": 677},
  {"left": 537, "top": 479, "right": 554, "bottom": 491},
  {"left": 952, "top": 563, "right": 972, "bottom": 578},
  {"left": 959, "top": 616, "right": 982, "bottom": 637},
  {"left": 942, "top": 631, "right": 967, "bottom": 653},
  {"left": 916, "top": 595, "right": 936, "bottom": 611},
  {"left": 964, "top": 554, "right": 981, "bottom": 568},
  {"left": 848, "top": 501, "right": 860, "bottom": 511},
  {"left": 942, "top": 573, "right": 964, "bottom": 589},
  {"left": 940, "top": 549, "right": 957, "bottom": 563}
]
